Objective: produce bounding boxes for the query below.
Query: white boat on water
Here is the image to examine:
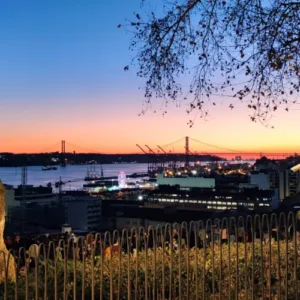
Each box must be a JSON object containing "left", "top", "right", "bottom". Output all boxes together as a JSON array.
[{"left": 42, "top": 166, "right": 57, "bottom": 171}]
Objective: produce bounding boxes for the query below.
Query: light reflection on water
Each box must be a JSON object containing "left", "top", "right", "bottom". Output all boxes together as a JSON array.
[
  {"left": 0, "top": 160, "right": 253, "bottom": 190},
  {"left": 0, "top": 164, "right": 148, "bottom": 190}
]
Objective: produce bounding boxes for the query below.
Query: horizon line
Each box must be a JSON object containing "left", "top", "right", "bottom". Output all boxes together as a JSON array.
[{"left": 0, "top": 151, "right": 298, "bottom": 156}]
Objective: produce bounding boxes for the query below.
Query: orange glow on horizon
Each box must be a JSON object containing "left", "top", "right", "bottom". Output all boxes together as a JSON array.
[{"left": 1, "top": 96, "right": 300, "bottom": 155}]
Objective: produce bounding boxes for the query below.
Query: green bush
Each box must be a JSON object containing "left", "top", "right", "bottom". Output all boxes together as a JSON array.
[{"left": 1, "top": 239, "right": 299, "bottom": 299}]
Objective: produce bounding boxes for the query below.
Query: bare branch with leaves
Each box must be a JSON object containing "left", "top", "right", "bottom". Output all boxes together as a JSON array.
[{"left": 120, "top": 0, "right": 300, "bottom": 126}]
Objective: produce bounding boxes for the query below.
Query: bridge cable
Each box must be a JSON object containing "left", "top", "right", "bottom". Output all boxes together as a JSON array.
[
  {"left": 37, "top": 141, "right": 61, "bottom": 153},
  {"left": 190, "top": 137, "right": 243, "bottom": 153},
  {"left": 65, "top": 141, "right": 103, "bottom": 154},
  {"left": 157, "top": 137, "right": 186, "bottom": 150}
]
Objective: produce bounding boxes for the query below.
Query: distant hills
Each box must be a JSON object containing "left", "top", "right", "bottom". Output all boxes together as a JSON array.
[{"left": 0, "top": 152, "right": 223, "bottom": 167}]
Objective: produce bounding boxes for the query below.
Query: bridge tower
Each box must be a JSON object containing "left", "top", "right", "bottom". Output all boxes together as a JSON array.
[
  {"left": 185, "top": 136, "right": 189, "bottom": 167},
  {"left": 61, "top": 140, "right": 66, "bottom": 167}
]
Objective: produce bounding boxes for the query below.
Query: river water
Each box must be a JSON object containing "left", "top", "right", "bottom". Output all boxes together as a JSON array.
[
  {"left": 0, "top": 160, "right": 254, "bottom": 191},
  {"left": 0, "top": 163, "right": 148, "bottom": 190}
]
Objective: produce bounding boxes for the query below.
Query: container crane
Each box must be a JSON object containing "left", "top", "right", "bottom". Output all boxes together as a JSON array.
[
  {"left": 137, "top": 144, "right": 154, "bottom": 175},
  {"left": 145, "top": 145, "right": 166, "bottom": 173},
  {"left": 136, "top": 144, "right": 148, "bottom": 154},
  {"left": 157, "top": 145, "right": 167, "bottom": 154},
  {"left": 144, "top": 145, "right": 156, "bottom": 154}
]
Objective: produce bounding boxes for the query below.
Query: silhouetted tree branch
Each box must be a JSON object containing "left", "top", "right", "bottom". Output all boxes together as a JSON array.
[{"left": 122, "top": 0, "right": 300, "bottom": 126}]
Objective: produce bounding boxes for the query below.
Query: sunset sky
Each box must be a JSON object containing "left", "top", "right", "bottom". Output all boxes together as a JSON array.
[{"left": 1, "top": 0, "right": 300, "bottom": 155}]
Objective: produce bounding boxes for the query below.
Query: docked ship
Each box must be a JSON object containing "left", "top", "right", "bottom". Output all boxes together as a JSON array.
[{"left": 42, "top": 166, "right": 57, "bottom": 171}]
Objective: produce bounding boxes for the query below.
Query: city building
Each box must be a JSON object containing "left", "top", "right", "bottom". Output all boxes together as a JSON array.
[
  {"left": 14, "top": 185, "right": 55, "bottom": 202},
  {"left": 279, "top": 165, "right": 300, "bottom": 201},
  {"left": 4, "top": 201, "right": 65, "bottom": 235},
  {"left": 250, "top": 171, "right": 272, "bottom": 190},
  {"left": 253, "top": 157, "right": 278, "bottom": 172},
  {"left": 3, "top": 185, "right": 18, "bottom": 216},
  {"left": 157, "top": 173, "right": 215, "bottom": 189},
  {"left": 147, "top": 186, "right": 274, "bottom": 212},
  {"left": 250, "top": 159, "right": 300, "bottom": 203},
  {"left": 62, "top": 195, "right": 102, "bottom": 231}
]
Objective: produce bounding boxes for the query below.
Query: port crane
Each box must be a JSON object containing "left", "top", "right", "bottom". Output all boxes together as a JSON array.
[
  {"left": 136, "top": 144, "right": 159, "bottom": 175},
  {"left": 145, "top": 145, "right": 156, "bottom": 154},
  {"left": 136, "top": 144, "right": 148, "bottom": 154},
  {"left": 157, "top": 145, "right": 167, "bottom": 154},
  {"left": 145, "top": 144, "right": 167, "bottom": 172},
  {"left": 157, "top": 144, "right": 181, "bottom": 169}
]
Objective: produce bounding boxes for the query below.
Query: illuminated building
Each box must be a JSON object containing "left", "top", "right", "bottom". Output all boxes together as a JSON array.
[{"left": 157, "top": 173, "right": 215, "bottom": 189}]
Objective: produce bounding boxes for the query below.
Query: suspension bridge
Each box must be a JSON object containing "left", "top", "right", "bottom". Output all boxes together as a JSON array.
[{"left": 36, "top": 138, "right": 297, "bottom": 160}]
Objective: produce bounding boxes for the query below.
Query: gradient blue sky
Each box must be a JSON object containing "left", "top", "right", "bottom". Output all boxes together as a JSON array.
[{"left": 0, "top": 0, "right": 299, "bottom": 154}]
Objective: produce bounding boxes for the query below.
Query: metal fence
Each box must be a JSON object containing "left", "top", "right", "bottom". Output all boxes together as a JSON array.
[{"left": 1, "top": 211, "right": 300, "bottom": 299}]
